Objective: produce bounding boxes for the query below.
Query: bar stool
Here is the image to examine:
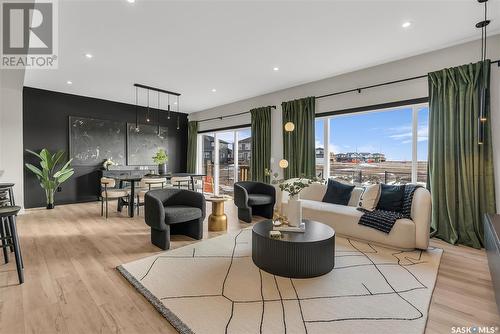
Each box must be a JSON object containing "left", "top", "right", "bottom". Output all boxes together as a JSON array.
[
  {"left": 0, "top": 206, "right": 24, "bottom": 284},
  {"left": 0, "top": 183, "right": 15, "bottom": 253}
]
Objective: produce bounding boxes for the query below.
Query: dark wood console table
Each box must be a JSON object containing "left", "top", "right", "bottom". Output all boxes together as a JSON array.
[{"left": 484, "top": 213, "right": 500, "bottom": 312}]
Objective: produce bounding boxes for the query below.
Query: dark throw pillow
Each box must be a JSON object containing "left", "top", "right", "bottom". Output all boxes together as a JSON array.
[
  {"left": 376, "top": 184, "right": 406, "bottom": 212},
  {"left": 322, "top": 179, "right": 355, "bottom": 206}
]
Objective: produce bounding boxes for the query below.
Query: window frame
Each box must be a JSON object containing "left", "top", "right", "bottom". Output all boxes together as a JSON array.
[
  {"left": 197, "top": 126, "right": 251, "bottom": 195},
  {"left": 315, "top": 101, "right": 428, "bottom": 184}
]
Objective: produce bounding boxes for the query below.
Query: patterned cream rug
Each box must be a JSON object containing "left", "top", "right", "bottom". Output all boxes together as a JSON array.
[{"left": 118, "top": 228, "right": 442, "bottom": 334}]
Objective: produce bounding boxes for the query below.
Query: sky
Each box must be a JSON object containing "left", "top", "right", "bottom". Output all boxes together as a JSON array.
[{"left": 315, "top": 106, "right": 429, "bottom": 161}]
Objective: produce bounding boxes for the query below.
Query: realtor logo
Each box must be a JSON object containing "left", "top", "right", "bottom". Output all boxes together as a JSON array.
[{"left": 1, "top": 0, "right": 58, "bottom": 69}]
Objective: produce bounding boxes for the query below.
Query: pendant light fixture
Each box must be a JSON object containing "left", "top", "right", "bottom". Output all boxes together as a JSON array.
[
  {"left": 167, "top": 94, "right": 171, "bottom": 120},
  {"left": 157, "top": 91, "right": 161, "bottom": 136},
  {"left": 176, "top": 96, "right": 180, "bottom": 130},
  {"left": 476, "top": 0, "right": 490, "bottom": 144},
  {"left": 146, "top": 89, "right": 150, "bottom": 123},
  {"left": 134, "top": 86, "right": 140, "bottom": 132},
  {"left": 132, "top": 83, "right": 181, "bottom": 133}
]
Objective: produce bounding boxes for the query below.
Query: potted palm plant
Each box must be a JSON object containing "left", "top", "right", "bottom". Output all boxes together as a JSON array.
[
  {"left": 153, "top": 149, "right": 168, "bottom": 175},
  {"left": 25, "top": 149, "right": 74, "bottom": 209}
]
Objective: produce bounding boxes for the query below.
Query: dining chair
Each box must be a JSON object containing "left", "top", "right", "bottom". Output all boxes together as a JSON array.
[
  {"left": 136, "top": 177, "right": 167, "bottom": 215},
  {"left": 100, "top": 177, "right": 130, "bottom": 219},
  {"left": 170, "top": 176, "right": 192, "bottom": 190}
]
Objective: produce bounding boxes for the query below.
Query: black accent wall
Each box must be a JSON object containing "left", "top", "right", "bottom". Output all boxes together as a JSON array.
[{"left": 23, "top": 87, "right": 188, "bottom": 208}]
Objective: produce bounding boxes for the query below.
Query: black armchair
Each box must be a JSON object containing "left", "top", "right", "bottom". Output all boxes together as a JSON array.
[
  {"left": 234, "top": 181, "right": 276, "bottom": 223},
  {"left": 144, "top": 188, "right": 206, "bottom": 250}
]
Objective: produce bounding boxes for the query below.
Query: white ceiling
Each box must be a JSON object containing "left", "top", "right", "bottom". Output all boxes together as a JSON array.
[{"left": 24, "top": 0, "right": 500, "bottom": 113}]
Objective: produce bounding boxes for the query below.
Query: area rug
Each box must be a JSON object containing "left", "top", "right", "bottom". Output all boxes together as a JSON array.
[{"left": 117, "top": 228, "right": 442, "bottom": 334}]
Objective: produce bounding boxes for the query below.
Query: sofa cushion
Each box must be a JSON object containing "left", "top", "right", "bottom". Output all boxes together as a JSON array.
[
  {"left": 248, "top": 194, "right": 274, "bottom": 206},
  {"left": 322, "top": 179, "right": 355, "bottom": 205},
  {"left": 377, "top": 184, "right": 405, "bottom": 212},
  {"left": 358, "top": 184, "right": 381, "bottom": 211},
  {"left": 164, "top": 205, "right": 202, "bottom": 224}
]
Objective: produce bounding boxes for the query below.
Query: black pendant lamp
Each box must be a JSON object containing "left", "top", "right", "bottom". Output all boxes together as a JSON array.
[
  {"left": 167, "top": 94, "right": 171, "bottom": 120},
  {"left": 134, "top": 86, "right": 140, "bottom": 132},
  {"left": 477, "top": 0, "right": 490, "bottom": 144},
  {"left": 176, "top": 96, "right": 180, "bottom": 130},
  {"left": 157, "top": 91, "right": 161, "bottom": 136},
  {"left": 146, "top": 89, "right": 151, "bottom": 123}
]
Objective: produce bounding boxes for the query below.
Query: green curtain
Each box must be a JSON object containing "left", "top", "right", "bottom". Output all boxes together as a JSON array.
[
  {"left": 281, "top": 96, "right": 316, "bottom": 179},
  {"left": 186, "top": 121, "right": 198, "bottom": 173},
  {"left": 250, "top": 106, "right": 272, "bottom": 182},
  {"left": 428, "top": 60, "right": 496, "bottom": 249}
]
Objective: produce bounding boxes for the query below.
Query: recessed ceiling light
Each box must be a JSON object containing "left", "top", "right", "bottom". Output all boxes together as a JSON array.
[
  {"left": 211, "top": 88, "right": 217, "bottom": 92},
  {"left": 273, "top": 67, "right": 279, "bottom": 71},
  {"left": 127, "top": 0, "right": 135, "bottom": 3},
  {"left": 402, "top": 21, "right": 412, "bottom": 28},
  {"left": 85, "top": 53, "right": 93, "bottom": 59},
  {"left": 67, "top": 80, "right": 72, "bottom": 85}
]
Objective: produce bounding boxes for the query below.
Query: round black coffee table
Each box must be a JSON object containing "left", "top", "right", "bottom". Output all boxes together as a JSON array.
[{"left": 252, "top": 219, "right": 335, "bottom": 278}]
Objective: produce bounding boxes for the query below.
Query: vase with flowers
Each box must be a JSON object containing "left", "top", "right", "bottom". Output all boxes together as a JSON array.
[{"left": 264, "top": 169, "right": 322, "bottom": 227}]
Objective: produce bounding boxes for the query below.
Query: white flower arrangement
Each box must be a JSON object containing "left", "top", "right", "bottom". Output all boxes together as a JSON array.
[{"left": 103, "top": 159, "right": 116, "bottom": 170}]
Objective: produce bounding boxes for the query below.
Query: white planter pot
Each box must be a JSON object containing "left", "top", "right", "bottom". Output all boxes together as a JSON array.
[{"left": 287, "top": 197, "right": 302, "bottom": 227}]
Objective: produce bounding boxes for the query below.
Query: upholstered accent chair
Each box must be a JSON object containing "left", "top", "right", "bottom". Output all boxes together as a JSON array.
[
  {"left": 234, "top": 181, "right": 276, "bottom": 223},
  {"left": 144, "top": 188, "right": 206, "bottom": 250}
]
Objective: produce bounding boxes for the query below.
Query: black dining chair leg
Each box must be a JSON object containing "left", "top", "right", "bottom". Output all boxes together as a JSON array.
[
  {"left": 105, "top": 197, "right": 109, "bottom": 219},
  {"left": 136, "top": 195, "right": 140, "bottom": 216},
  {"left": 10, "top": 218, "right": 23, "bottom": 269},
  {"left": 101, "top": 197, "right": 104, "bottom": 216},
  {"left": 8, "top": 216, "right": 24, "bottom": 284},
  {"left": 0, "top": 218, "right": 9, "bottom": 264},
  {"left": 5, "top": 219, "right": 14, "bottom": 252}
]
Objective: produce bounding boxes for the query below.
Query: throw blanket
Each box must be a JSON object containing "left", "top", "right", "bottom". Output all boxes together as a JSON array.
[{"left": 357, "top": 184, "right": 421, "bottom": 233}]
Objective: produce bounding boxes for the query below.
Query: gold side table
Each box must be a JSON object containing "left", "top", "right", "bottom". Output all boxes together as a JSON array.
[{"left": 205, "top": 195, "right": 231, "bottom": 232}]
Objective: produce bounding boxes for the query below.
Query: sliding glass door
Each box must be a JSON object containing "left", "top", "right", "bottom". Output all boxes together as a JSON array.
[
  {"left": 237, "top": 129, "right": 251, "bottom": 182},
  {"left": 201, "top": 133, "right": 215, "bottom": 192},
  {"left": 197, "top": 127, "right": 251, "bottom": 195},
  {"left": 217, "top": 132, "right": 235, "bottom": 195}
]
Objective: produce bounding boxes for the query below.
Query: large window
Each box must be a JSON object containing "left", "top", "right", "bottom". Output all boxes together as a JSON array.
[
  {"left": 197, "top": 127, "right": 252, "bottom": 195},
  {"left": 315, "top": 103, "right": 428, "bottom": 186}
]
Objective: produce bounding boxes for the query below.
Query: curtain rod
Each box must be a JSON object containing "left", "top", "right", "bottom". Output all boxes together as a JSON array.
[
  {"left": 196, "top": 59, "right": 499, "bottom": 123},
  {"left": 317, "top": 59, "right": 499, "bottom": 99},
  {"left": 197, "top": 105, "right": 276, "bottom": 123}
]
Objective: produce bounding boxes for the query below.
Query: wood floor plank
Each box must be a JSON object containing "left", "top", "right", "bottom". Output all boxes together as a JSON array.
[{"left": 0, "top": 201, "right": 496, "bottom": 334}]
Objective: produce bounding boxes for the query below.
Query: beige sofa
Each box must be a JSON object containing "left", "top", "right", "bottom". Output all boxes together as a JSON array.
[{"left": 278, "top": 182, "right": 431, "bottom": 250}]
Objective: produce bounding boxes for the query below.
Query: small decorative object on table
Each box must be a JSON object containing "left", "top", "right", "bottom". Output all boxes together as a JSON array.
[
  {"left": 269, "top": 230, "right": 282, "bottom": 239},
  {"left": 265, "top": 169, "right": 323, "bottom": 229},
  {"left": 103, "top": 158, "right": 116, "bottom": 170},
  {"left": 152, "top": 149, "right": 168, "bottom": 175}
]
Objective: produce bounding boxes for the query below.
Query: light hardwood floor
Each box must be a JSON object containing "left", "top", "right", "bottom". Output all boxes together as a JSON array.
[{"left": 0, "top": 201, "right": 498, "bottom": 334}]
